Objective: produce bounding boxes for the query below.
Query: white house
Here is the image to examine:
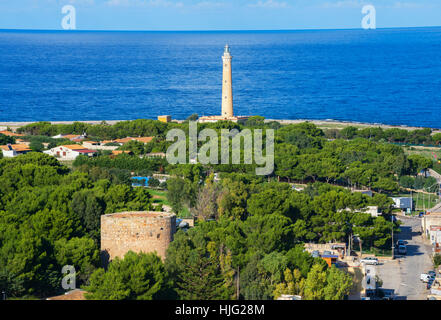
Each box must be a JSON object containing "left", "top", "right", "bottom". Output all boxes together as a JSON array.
[
  {"left": 44, "top": 144, "right": 97, "bottom": 160},
  {"left": 392, "top": 197, "right": 413, "bottom": 211},
  {"left": 0, "top": 144, "right": 31, "bottom": 157},
  {"left": 363, "top": 206, "right": 382, "bottom": 217}
]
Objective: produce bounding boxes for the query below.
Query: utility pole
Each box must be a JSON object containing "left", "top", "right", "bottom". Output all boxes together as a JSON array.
[
  {"left": 391, "top": 215, "right": 395, "bottom": 259},
  {"left": 236, "top": 266, "right": 240, "bottom": 300}
]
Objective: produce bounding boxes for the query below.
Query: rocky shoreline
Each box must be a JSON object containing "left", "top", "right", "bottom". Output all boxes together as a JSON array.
[{"left": 0, "top": 119, "right": 440, "bottom": 134}]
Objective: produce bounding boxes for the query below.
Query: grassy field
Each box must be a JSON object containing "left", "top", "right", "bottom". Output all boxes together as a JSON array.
[
  {"left": 148, "top": 189, "right": 170, "bottom": 206},
  {"left": 403, "top": 146, "right": 441, "bottom": 160},
  {"left": 147, "top": 189, "right": 192, "bottom": 218},
  {"left": 396, "top": 191, "right": 440, "bottom": 212}
]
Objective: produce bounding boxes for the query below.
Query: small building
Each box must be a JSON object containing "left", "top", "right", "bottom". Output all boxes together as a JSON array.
[
  {"left": 15, "top": 139, "right": 30, "bottom": 146},
  {"left": 353, "top": 189, "right": 373, "bottom": 197},
  {"left": 363, "top": 206, "right": 382, "bottom": 217},
  {"left": 111, "top": 150, "right": 133, "bottom": 157},
  {"left": 81, "top": 141, "right": 119, "bottom": 151},
  {"left": 422, "top": 203, "right": 441, "bottom": 240},
  {"left": 429, "top": 226, "right": 441, "bottom": 248},
  {"left": 52, "top": 133, "right": 87, "bottom": 141},
  {"left": 0, "top": 144, "right": 32, "bottom": 157},
  {"left": 392, "top": 197, "right": 413, "bottom": 211},
  {"left": 304, "top": 243, "right": 347, "bottom": 259},
  {"left": 0, "top": 130, "right": 24, "bottom": 137},
  {"left": 113, "top": 137, "right": 154, "bottom": 145},
  {"left": 44, "top": 145, "right": 97, "bottom": 160},
  {"left": 145, "top": 152, "right": 166, "bottom": 158},
  {"left": 158, "top": 115, "right": 171, "bottom": 123},
  {"left": 321, "top": 255, "right": 338, "bottom": 268},
  {"left": 152, "top": 174, "right": 170, "bottom": 183}
]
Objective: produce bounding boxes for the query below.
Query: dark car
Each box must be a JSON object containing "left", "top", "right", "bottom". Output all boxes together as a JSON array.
[
  {"left": 397, "top": 240, "right": 406, "bottom": 246},
  {"left": 398, "top": 245, "right": 407, "bottom": 255}
]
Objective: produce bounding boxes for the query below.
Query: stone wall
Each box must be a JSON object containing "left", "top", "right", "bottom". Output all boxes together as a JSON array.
[{"left": 101, "top": 211, "right": 176, "bottom": 263}]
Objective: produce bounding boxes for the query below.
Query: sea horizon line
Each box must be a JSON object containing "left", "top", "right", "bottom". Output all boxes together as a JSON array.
[{"left": 1, "top": 25, "right": 441, "bottom": 33}]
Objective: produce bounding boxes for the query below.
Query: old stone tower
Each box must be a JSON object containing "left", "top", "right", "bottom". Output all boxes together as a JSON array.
[
  {"left": 221, "top": 44, "right": 234, "bottom": 118},
  {"left": 101, "top": 211, "right": 176, "bottom": 262}
]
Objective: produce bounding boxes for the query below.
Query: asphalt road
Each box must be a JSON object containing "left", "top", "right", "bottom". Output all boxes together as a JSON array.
[{"left": 377, "top": 216, "right": 433, "bottom": 300}]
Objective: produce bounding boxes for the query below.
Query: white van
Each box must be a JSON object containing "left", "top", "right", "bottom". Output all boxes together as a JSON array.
[{"left": 360, "top": 257, "right": 379, "bottom": 265}]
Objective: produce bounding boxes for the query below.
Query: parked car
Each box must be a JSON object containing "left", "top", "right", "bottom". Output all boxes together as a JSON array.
[
  {"left": 397, "top": 240, "right": 406, "bottom": 246},
  {"left": 398, "top": 245, "right": 407, "bottom": 255},
  {"left": 421, "top": 274, "right": 435, "bottom": 283},
  {"left": 360, "top": 257, "right": 379, "bottom": 265}
]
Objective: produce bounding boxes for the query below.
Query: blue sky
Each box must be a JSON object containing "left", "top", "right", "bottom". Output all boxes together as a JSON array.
[{"left": 0, "top": 0, "right": 440, "bottom": 30}]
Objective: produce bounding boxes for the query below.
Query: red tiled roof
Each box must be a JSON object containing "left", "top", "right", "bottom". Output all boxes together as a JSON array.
[
  {"left": 46, "top": 289, "right": 87, "bottom": 300},
  {"left": 0, "top": 130, "right": 24, "bottom": 137}
]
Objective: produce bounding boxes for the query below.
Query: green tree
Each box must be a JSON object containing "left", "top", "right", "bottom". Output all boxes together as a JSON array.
[
  {"left": 303, "top": 264, "right": 327, "bottom": 300},
  {"left": 85, "top": 251, "right": 172, "bottom": 300},
  {"left": 54, "top": 237, "right": 100, "bottom": 286},
  {"left": 324, "top": 266, "right": 353, "bottom": 300},
  {"left": 165, "top": 230, "right": 231, "bottom": 300}
]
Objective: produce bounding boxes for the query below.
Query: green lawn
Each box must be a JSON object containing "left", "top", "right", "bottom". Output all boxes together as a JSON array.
[
  {"left": 148, "top": 189, "right": 170, "bottom": 206},
  {"left": 395, "top": 191, "right": 440, "bottom": 212},
  {"left": 147, "top": 189, "right": 192, "bottom": 218},
  {"left": 403, "top": 146, "right": 441, "bottom": 160}
]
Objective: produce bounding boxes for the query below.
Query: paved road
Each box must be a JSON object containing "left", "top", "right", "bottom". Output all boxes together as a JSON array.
[{"left": 377, "top": 217, "right": 433, "bottom": 300}]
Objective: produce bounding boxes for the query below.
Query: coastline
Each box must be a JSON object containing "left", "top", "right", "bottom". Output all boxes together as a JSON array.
[{"left": 1, "top": 119, "right": 440, "bottom": 134}]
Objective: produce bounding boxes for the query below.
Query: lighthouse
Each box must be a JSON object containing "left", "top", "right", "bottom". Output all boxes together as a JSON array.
[
  {"left": 198, "top": 45, "right": 249, "bottom": 123},
  {"left": 221, "top": 44, "right": 234, "bottom": 118}
]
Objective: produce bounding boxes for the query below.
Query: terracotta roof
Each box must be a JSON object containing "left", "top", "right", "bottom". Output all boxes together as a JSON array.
[
  {"left": 133, "top": 137, "right": 154, "bottom": 144},
  {"left": 114, "top": 137, "right": 154, "bottom": 144},
  {"left": 61, "top": 145, "right": 87, "bottom": 150},
  {"left": 114, "top": 137, "right": 133, "bottom": 144},
  {"left": 0, "top": 130, "right": 24, "bottom": 137},
  {"left": 0, "top": 144, "right": 31, "bottom": 151},
  {"left": 112, "top": 150, "right": 132, "bottom": 155},
  {"left": 46, "top": 289, "right": 87, "bottom": 301}
]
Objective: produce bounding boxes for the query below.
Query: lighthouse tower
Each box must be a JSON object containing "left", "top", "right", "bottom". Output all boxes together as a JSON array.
[
  {"left": 221, "top": 44, "right": 234, "bottom": 118},
  {"left": 198, "top": 45, "right": 249, "bottom": 123}
]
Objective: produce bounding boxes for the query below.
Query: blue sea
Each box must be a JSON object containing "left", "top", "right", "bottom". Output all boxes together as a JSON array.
[{"left": 1, "top": 28, "right": 441, "bottom": 128}]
